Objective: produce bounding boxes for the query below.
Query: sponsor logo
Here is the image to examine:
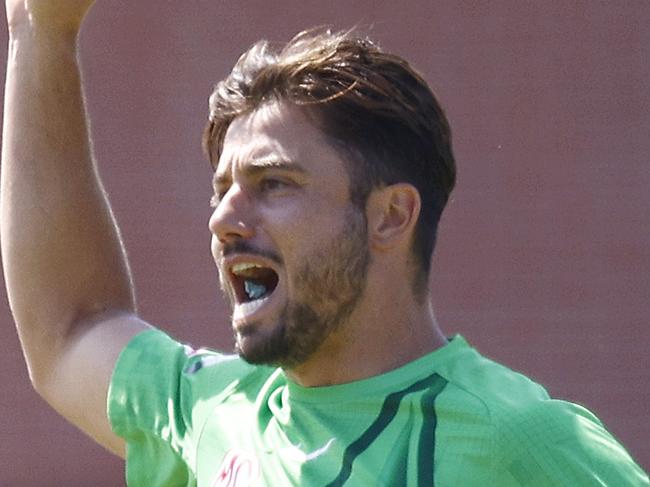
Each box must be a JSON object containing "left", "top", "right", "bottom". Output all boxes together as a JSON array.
[{"left": 211, "top": 449, "right": 260, "bottom": 487}]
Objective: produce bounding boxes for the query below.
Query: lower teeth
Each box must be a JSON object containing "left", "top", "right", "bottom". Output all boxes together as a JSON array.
[{"left": 244, "top": 280, "right": 267, "bottom": 300}]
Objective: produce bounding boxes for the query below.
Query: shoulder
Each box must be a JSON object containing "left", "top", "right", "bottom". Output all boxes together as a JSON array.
[
  {"left": 432, "top": 337, "right": 649, "bottom": 485},
  {"left": 431, "top": 337, "right": 551, "bottom": 477},
  {"left": 119, "top": 327, "right": 270, "bottom": 378},
  {"left": 110, "top": 328, "right": 276, "bottom": 425},
  {"left": 496, "top": 397, "right": 603, "bottom": 451},
  {"left": 491, "top": 399, "right": 649, "bottom": 485},
  {"left": 434, "top": 336, "right": 550, "bottom": 419},
  {"left": 179, "top": 337, "right": 276, "bottom": 405}
]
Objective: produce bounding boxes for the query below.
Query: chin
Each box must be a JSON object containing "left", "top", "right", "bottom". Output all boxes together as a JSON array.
[
  {"left": 234, "top": 321, "right": 291, "bottom": 367},
  {"left": 232, "top": 295, "right": 350, "bottom": 369}
]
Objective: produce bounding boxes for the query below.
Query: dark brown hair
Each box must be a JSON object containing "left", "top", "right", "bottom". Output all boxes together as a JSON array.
[{"left": 203, "top": 28, "right": 456, "bottom": 290}]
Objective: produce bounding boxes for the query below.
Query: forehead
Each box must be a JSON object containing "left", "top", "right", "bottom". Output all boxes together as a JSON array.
[{"left": 216, "top": 101, "right": 349, "bottom": 183}]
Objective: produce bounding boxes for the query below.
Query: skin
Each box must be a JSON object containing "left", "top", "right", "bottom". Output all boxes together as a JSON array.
[
  {"left": 222, "top": 205, "right": 371, "bottom": 368},
  {"left": 1, "top": 0, "right": 448, "bottom": 460},
  {"left": 211, "top": 102, "right": 372, "bottom": 369},
  {"left": 2, "top": 0, "right": 146, "bottom": 458}
]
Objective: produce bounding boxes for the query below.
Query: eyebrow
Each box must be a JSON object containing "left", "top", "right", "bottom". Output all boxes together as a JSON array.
[{"left": 213, "top": 158, "right": 307, "bottom": 188}]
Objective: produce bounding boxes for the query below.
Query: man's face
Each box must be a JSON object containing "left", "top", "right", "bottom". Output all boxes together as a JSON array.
[{"left": 209, "top": 101, "right": 370, "bottom": 368}]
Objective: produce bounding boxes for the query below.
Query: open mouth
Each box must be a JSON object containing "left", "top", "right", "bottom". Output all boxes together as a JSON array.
[{"left": 230, "top": 262, "right": 280, "bottom": 305}]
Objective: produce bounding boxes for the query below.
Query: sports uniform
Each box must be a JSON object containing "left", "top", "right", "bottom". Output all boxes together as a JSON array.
[{"left": 109, "top": 330, "right": 649, "bottom": 486}]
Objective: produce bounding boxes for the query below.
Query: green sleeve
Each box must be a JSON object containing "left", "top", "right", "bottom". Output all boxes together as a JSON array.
[
  {"left": 108, "top": 329, "right": 264, "bottom": 486},
  {"left": 491, "top": 400, "right": 649, "bottom": 486},
  {"left": 108, "top": 329, "right": 200, "bottom": 487}
]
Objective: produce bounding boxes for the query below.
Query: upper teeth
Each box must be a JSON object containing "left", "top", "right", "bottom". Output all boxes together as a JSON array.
[{"left": 232, "top": 262, "right": 264, "bottom": 274}]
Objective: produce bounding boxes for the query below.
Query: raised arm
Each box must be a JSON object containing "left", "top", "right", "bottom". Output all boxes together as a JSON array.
[{"left": 1, "top": 0, "right": 149, "bottom": 456}]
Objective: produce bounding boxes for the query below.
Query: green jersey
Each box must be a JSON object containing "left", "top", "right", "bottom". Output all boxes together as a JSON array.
[{"left": 108, "top": 330, "right": 648, "bottom": 486}]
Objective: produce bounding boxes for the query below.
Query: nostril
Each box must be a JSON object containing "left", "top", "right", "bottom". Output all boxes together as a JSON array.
[{"left": 210, "top": 210, "right": 255, "bottom": 244}]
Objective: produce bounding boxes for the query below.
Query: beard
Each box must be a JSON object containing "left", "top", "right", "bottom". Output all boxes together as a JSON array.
[{"left": 228, "top": 206, "right": 370, "bottom": 368}]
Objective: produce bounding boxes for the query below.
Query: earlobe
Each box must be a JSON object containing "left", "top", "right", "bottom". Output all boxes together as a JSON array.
[{"left": 367, "top": 183, "right": 421, "bottom": 251}]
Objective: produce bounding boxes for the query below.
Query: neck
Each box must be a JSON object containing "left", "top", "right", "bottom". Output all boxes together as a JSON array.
[{"left": 284, "top": 274, "right": 447, "bottom": 387}]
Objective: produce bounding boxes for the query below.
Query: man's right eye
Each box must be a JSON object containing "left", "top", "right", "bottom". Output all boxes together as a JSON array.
[{"left": 210, "top": 190, "right": 227, "bottom": 208}]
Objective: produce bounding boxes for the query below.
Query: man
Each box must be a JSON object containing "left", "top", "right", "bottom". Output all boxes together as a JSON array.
[{"left": 1, "top": 1, "right": 648, "bottom": 485}]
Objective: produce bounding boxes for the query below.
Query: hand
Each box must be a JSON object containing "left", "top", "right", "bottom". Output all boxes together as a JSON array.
[{"left": 5, "top": 0, "right": 96, "bottom": 35}]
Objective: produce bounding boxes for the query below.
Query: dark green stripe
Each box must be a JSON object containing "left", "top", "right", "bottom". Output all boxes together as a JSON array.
[
  {"left": 325, "top": 372, "right": 447, "bottom": 487},
  {"left": 417, "top": 378, "right": 446, "bottom": 486}
]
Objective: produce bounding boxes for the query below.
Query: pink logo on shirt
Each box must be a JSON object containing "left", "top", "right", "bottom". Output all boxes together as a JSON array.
[{"left": 211, "top": 449, "right": 260, "bottom": 487}]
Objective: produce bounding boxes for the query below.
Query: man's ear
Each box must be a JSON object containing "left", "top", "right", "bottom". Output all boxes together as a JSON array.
[{"left": 366, "top": 183, "right": 421, "bottom": 251}]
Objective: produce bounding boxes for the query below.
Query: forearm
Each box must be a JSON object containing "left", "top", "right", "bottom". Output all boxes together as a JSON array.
[{"left": 1, "top": 27, "right": 135, "bottom": 386}]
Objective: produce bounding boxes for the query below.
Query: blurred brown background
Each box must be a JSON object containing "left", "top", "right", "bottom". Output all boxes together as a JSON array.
[{"left": 1, "top": 1, "right": 648, "bottom": 485}]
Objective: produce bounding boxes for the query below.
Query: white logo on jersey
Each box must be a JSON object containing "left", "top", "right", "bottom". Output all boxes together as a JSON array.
[
  {"left": 279, "top": 438, "right": 336, "bottom": 462},
  {"left": 211, "top": 449, "right": 260, "bottom": 487}
]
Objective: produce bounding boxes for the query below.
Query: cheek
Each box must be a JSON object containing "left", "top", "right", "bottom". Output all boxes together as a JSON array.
[
  {"left": 260, "top": 190, "right": 352, "bottom": 254},
  {"left": 265, "top": 207, "right": 340, "bottom": 256}
]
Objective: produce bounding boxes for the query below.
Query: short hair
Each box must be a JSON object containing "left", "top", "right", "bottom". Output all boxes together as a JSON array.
[{"left": 203, "top": 28, "right": 456, "bottom": 292}]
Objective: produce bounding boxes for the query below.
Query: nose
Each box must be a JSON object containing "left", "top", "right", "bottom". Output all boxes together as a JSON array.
[{"left": 208, "top": 184, "right": 255, "bottom": 244}]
